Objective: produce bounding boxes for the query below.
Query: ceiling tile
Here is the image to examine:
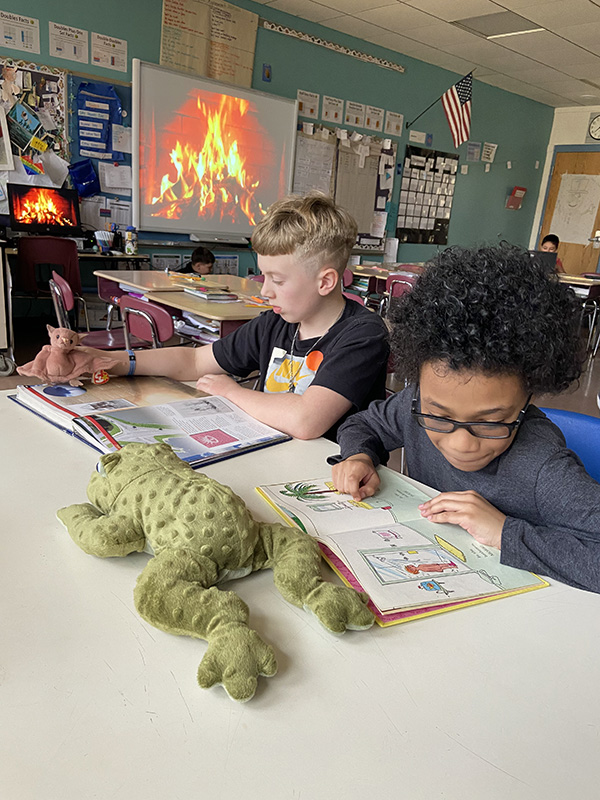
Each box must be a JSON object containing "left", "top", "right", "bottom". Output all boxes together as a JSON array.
[
  {"left": 511, "top": 0, "right": 600, "bottom": 29},
  {"left": 265, "top": 0, "right": 343, "bottom": 22},
  {"left": 356, "top": 5, "right": 439, "bottom": 32},
  {"left": 562, "top": 60, "right": 600, "bottom": 80},
  {"left": 404, "top": 0, "right": 501, "bottom": 22},
  {"left": 310, "top": 0, "right": 399, "bottom": 13},
  {"left": 560, "top": 22, "right": 600, "bottom": 50},
  {"left": 400, "top": 21, "right": 482, "bottom": 48}
]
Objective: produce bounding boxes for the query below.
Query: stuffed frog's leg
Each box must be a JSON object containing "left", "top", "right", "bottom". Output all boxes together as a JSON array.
[
  {"left": 134, "top": 549, "right": 277, "bottom": 702},
  {"left": 258, "top": 521, "right": 375, "bottom": 634},
  {"left": 57, "top": 504, "right": 145, "bottom": 557}
]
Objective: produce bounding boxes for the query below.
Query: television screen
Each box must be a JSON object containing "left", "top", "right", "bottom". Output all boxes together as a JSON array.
[
  {"left": 8, "top": 183, "right": 82, "bottom": 236},
  {"left": 132, "top": 60, "right": 297, "bottom": 241}
]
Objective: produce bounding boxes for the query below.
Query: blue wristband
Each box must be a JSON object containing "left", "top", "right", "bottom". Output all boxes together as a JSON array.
[{"left": 126, "top": 349, "right": 136, "bottom": 377}]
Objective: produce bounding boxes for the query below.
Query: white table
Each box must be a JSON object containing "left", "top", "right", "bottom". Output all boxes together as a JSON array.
[{"left": 2, "top": 390, "right": 600, "bottom": 799}]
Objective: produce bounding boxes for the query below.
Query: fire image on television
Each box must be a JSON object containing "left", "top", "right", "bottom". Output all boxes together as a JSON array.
[
  {"left": 11, "top": 186, "right": 78, "bottom": 227},
  {"left": 144, "top": 92, "right": 283, "bottom": 228}
]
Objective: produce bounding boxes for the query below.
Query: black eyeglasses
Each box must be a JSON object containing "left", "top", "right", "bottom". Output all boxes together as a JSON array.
[{"left": 411, "top": 388, "right": 531, "bottom": 440}]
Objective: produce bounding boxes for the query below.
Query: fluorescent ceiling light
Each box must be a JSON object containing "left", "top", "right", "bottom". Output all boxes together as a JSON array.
[{"left": 487, "top": 28, "right": 544, "bottom": 39}]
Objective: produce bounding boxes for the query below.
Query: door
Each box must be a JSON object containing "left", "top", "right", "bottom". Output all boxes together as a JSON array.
[{"left": 539, "top": 151, "right": 600, "bottom": 274}]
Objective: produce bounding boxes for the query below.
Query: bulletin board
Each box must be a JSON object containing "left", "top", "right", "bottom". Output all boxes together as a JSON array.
[
  {"left": 396, "top": 145, "right": 458, "bottom": 245},
  {"left": 0, "top": 57, "right": 69, "bottom": 213},
  {"left": 67, "top": 73, "right": 133, "bottom": 229},
  {"left": 292, "top": 124, "right": 396, "bottom": 246}
]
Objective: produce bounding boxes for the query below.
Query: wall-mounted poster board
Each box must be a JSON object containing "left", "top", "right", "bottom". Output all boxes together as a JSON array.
[
  {"left": 396, "top": 145, "right": 458, "bottom": 245},
  {"left": 132, "top": 59, "right": 297, "bottom": 243}
]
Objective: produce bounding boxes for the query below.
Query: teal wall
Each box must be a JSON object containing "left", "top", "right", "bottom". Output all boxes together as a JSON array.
[{"left": 3, "top": 0, "right": 554, "bottom": 265}]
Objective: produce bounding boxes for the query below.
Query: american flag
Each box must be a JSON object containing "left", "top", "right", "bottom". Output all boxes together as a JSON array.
[{"left": 442, "top": 73, "right": 472, "bottom": 148}]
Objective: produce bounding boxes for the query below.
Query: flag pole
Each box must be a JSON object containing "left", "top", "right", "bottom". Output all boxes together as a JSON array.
[{"left": 405, "top": 71, "right": 474, "bottom": 130}]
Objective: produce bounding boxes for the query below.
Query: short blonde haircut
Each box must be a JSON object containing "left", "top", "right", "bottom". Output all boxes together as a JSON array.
[{"left": 251, "top": 192, "right": 358, "bottom": 274}]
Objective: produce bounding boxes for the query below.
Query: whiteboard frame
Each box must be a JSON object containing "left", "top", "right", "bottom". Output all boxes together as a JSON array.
[{"left": 132, "top": 59, "right": 297, "bottom": 241}]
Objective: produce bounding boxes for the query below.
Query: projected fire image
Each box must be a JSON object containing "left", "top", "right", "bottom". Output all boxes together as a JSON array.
[
  {"left": 147, "top": 93, "right": 275, "bottom": 226},
  {"left": 12, "top": 187, "right": 77, "bottom": 227}
]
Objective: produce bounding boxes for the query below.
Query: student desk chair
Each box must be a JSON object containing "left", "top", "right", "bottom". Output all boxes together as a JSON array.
[
  {"left": 539, "top": 406, "right": 600, "bottom": 482},
  {"left": 120, "top": 295, "right": 175, "bottom": 350},
  {"left": 50, "top": 271, "right": 147, "bottom": 350},
  {"left": 15, "top": 236, "right": 82, "bottom": 297}
]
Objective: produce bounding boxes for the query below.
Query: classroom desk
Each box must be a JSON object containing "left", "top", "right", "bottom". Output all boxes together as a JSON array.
[
  {"left": 558, "top": 273, "right": 600, "bottom": 288},
  {"left": 2, "top": 390, "right": 600, "bottom": 799},
  {"left": 95, "top": 270, "right": 266, "bottom": 337}
]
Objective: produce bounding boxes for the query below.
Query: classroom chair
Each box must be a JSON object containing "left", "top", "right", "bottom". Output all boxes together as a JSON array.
[
  {"left": 378, "top": 273, "right": 417, "bottom": 317},
  {"left": 49, "top": 272, "right": 146, "bottom": 350},
  {"left": 15, "top": 237, "right": 82, "bottom": 297},
  {"left": 539, "top": 407, "right": 600, "bottom": 483},
  {"left": 96, "top": 276, "right": 126, "bottom": 330},
  {"left": 580, "top": 285, "right": 600, "bottom": 352},
  {"left": 248, "top": 274, "right": 265, "bottom": 283},
  {"left": 120, "top": 295, "right": 175, "bottom": 350}
]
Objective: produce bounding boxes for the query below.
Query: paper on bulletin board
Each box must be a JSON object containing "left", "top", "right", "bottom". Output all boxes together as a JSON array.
[
  {"left": 297, "top": 89, "right": 319, "bottom": 119},
  {"left": 365, "top": 105, "right": 384, "bottom": 132},
  {"left": 293, "top": 132, "right": 336, "bottom": 196},
  {"left": 151, "top": 254, "right": 182, "bottom": 270},
  {"left": 335, "top": 146, "right": 379, "bottom": 233},
  {"left": 99, "top": 162, "right": 132, "bottom": 195},
  {"left": 214, "top": 254, "right": 239, "bottom": 275},
  {"left": 91, "top": 32, "right": 127, "bottom": 73},
  {"left": 112, "top": 123, "right": 132, "bottom": 153},
  {"left": 322, "top": 95, "right": 343, "bottom": 123},
  {"left": 160, "top": 0, "right": 258, "bottom": 88},
  {"left": 550, "top": 173, "right": 600, "bottom": 245},
  {"left": 345, "top": 101, "right": 365, "bottom": 128},
  {"left": 384, "top": 110, "right": 404, "bottom": 137},
  {"left": 49, "top": 22, "right": 89, "bottom": 64},
  {"left": 0, "top": 11, "right": 40, "bottom": 53}
]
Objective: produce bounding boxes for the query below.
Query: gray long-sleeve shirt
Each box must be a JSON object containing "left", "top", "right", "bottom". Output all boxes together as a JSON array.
[{"left": 332, "top": 386, "right": 600, "bottom": 593}]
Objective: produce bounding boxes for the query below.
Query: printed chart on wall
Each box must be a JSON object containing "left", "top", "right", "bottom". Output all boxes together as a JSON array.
[
  {"left": 292, "top": 128, "right": 337, "bottom": 197},
  {"left": 160, "top": 0, "right": 258, "bottom": 88},
  {"left": 397, "top": 145, "right": 458, "bottom": 245}
]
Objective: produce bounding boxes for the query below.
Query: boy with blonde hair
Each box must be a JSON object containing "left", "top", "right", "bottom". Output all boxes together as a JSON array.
[{"left": 86, "top": 193, "right": 389, "bottom": 440}]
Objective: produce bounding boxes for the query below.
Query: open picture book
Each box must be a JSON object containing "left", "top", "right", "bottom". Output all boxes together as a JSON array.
[
  {"left": 257, "top": 469, "right": 548, "bottom": 627},
  {"left": 11, "top": 376, "right": 290, "bottom": 467}
]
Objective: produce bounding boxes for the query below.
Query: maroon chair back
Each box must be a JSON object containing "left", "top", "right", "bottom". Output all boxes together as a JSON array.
[
  {"left": 342, "top": 268, "right": 354, "bottom": 288},
  {"left": 343, "top": 291, "right": 365, "bottom": 305},
  {"left": 248, "top": 274, "right": 265, "bottom": 283},
  {"left": 119, "top": 295, "right": 174, "bottom": 347},
  {"left": 387, "top": 272, "right": 417, "bottom": 299},
  {"left": 51, "top": 270, "right": 75, "bottom": 311},
  {"left": 16, "top": 237, "right": 81, "bottom": 295}
]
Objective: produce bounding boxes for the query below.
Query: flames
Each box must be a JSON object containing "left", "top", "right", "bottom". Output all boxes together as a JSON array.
[
  {"left": 149, "top": 94, "right": 266, "bottom": 226},
  {"left": 16, "top": 188, "right": 76, "bottom": 226}
]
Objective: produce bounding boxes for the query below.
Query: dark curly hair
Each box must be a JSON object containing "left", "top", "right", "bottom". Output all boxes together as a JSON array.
[{"left": 390, "top": 243, "right": 584, "bottom": 394}]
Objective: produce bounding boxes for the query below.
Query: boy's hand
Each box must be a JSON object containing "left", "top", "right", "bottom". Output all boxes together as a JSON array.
[
  {"left": 332, "top": 454, "right": 379, "bottom": 502},
  {"left": 418, "top": 491, "right": 505, "bottom": 549},
  {"left": 196, "top": 373, "right": 240, "bottom": 399}
]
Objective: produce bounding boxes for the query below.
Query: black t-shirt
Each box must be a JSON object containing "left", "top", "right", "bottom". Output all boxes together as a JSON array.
[{"left": 212, "top": 301, "right": 390, "bottom": 440}]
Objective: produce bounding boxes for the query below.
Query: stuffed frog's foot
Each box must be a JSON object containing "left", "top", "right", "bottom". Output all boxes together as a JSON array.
[
  {"left": 304, "top": 583, "right": 374, "bottom": 635},
  {"left": 197, "top": 623, "right": 277, "bottom": 702},
  {"left": 57, "top": 503, "right": 145, "bottom": 557}
]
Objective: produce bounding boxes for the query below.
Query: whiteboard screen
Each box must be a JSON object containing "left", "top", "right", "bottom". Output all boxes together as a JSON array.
[{"left": 132, "top": 60, "right": 297, "bottom": 239}]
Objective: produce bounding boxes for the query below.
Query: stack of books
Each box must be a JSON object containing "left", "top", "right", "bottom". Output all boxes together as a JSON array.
[{"left": 183, "top": 285, "right": 238, "bottom": 302}]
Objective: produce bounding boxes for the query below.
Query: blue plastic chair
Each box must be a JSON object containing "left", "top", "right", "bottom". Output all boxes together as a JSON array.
[{"left": 539, "top": 407, "right": 600, "bottom": 482}]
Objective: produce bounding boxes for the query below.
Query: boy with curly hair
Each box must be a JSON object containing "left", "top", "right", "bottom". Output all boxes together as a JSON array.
[
  {"left": 85, "top": 193, "right": 389, "bottom": 440},
  {"left": 331, "top": 244, "right": 600, "bottom": 592}
]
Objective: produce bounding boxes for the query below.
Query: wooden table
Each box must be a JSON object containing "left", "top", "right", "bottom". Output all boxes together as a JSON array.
[
  {"left": 95, "top": 270, "right": 267, "bottom": 337},
  {"left": 558, "top": 273, "right": 600, "bottom": 288},
  {"left": 2, "top": 390, "right": 600, "bottom": 799}
]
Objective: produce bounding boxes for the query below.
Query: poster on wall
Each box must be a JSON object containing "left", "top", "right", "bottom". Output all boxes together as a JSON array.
[
  {"left": 160, "top": 0, "right": 258, "bottom": 88},
  {"left": 396, "top": 144, "right": 458, "bottom": 245},
  {"left": 0, "top": 11, "right": 40, "bottom": 54},
  {"left": 550, "top": 173, "right": 600, "bottom": 245}
]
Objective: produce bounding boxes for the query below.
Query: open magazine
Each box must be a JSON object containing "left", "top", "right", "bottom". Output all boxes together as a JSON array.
[
  {"left": 11, "top": 376, "right": 290, "bottom": 467},
  {"left": 257, "top": 470, "right": 548, "bottom": 627}
]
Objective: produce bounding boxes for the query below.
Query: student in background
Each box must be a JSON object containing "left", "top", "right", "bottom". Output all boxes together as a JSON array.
[
  {"left": 330, "top": 244, "right": 600, "bottom": 593},
  {"left": 178, "top": 246, "right": 216, "bottom": 275},
  {"left": 84, "top": 193, "right": 389, "bottom": 441},
  {"left": 540, "top": 233, "right": 564, "bottom": 272}
]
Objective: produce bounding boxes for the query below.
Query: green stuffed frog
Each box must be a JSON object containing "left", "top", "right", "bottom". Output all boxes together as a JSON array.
[{"left": 57, "top": 443, "right": 374, "bottom": 702}]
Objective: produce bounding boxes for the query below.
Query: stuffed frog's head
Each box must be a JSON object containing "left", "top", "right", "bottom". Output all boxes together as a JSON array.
[{"left": 87, "top": 443, "right": 178, "bottom": 511}]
